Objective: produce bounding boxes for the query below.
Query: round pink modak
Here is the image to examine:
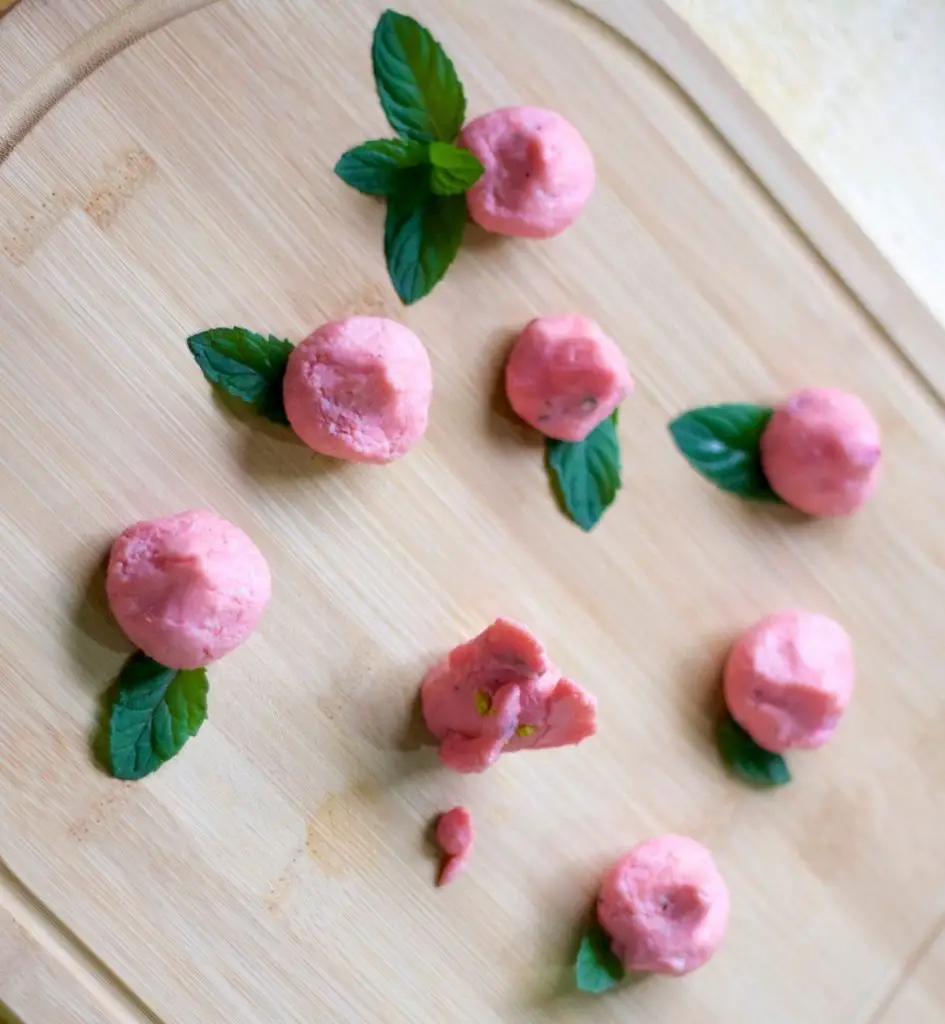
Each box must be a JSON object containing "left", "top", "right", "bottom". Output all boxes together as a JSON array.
[
  {"left": 107, "top": 509, "right": 271, "bottom": 670},
  {"left": 459, "top": 106, "right": 595, "bottom": 238}
]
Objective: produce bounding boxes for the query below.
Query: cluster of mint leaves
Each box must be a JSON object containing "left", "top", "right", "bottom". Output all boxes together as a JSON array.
[
  {"left": 106, "top": 653, "right": 209, "bottom": 781},
  {"left": 335, "top": 10, "right": 484, "bottom": 305}
]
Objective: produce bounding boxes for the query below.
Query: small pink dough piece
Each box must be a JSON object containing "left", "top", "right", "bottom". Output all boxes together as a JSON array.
[
  {"left": 107, "top": 509, "right": 271, "bottom": 670},
  {"left": 282, "top": 316, "right": 432, "bottom": 464},
  {"left": 760, "top": 388, "right": 881, "bottom": 516},
  {"left": 436, "top": 806, "right": 474, "bottom": 887},
  {"left": 459, "top": 106, "right": 595, "bottom": 239},
  {"left": 420, "top": 618, "right": 597, "bottom": 773},
  {"left": 597, "top": 835, "right": 730, "bottom": 976},
  {"left": 505, "top": 316, "right": 633, "bottom": 441},
  {"left": 723, "top": 609, "right": 854, "bottom": 753}
]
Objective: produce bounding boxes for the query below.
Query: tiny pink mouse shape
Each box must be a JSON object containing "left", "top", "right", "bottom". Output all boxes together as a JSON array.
[{"left": 435, "top": 807, "right": 474, "bottom": 887}]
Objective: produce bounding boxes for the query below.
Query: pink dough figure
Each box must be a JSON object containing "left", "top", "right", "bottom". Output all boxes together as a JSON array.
[{"left": 421, "top": 618, "right": 597, "bottom": 773}]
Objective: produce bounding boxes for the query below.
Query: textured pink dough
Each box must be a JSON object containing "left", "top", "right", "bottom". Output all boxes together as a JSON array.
[
  {"left": 723, "top": 609, "right": 855, "bottom": 753},
  {"left": 420, "top": 618, "right": 597, "bottom": 773},
  {"left": 459, "top": 106, "right": 595, "bottom": 238},
  {"left": 106, "top": 509, "right": 271, "bottom": 670},
  {"left": 436, "top": 806, "right": 474, "bottom": 887},
  {"left": 505, "top": 316, "right": 633, "bottom": 441},
  {"left": 597, "top": 835, "right": 730, "bottom": 976},
  {"left": 282, "top": 317, "right": 432, "bottom": 464},
  {"left": 760, "top": 388, "right": 881, "bottom": 516}
]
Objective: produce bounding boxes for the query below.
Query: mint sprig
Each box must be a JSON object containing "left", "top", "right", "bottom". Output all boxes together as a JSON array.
[
  {"left": 668, "top": 404, "right": 782, "bottom": 501},
  {"left": 109, "top": 652, "right": 209, "bottom": 780},
  {"left": 546, "top": 413, "right": 622, "bottom": 531},
  {"left": 187, "top": 327, "right": 293, "bottom": 425},
  {"left": 574, "top": 921, "right": 625, "bottom": 993},
  {"left": 336, "top": 11, "right": 484, "bottom": 305},
  {"left": 717, "top": 710, "right": 791, "bottom": 787}
]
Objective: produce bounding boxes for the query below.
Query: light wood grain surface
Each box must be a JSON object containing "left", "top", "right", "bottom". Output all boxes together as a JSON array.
[
  {"left": 2, "top": 1, "right": 944, "bottom": 1022},
  {"left": 672, "top": 0, "right": 945, "bottom": 335},
  {"left": 4, "top": 0, "right": 944, "bottom": 340}
]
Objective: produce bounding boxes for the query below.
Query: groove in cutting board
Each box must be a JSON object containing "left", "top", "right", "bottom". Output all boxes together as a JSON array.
[{"left": 0, "top": 859, "right": 161, "bottom": 1024}]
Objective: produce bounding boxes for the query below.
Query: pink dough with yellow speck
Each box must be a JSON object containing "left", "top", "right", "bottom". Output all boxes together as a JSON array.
[
  {"left": 459, "top": 107, "right": 595, "bottom": 238},
  {"left": 420, "top": 618, "right": 597, "bottom": 773},
  {"left": 107, "top": 509, "right": 271, "bottom": 670},
  {"left": 283, "top": 317, "right": 432, "bottom": 464},
  {"left": 597, "top": 835, "right": 730, "bottom": 976},
  {"left": 723, "top": 609, "right": 854, "bottom": 753},
  {"left": 761, "top": 388, "right": 881, "bottom": 516},
  {"left": 505, "top": 316, "right": 633, "bottom": 441},
  {"left": 435, "top": 806, "right": 474, "bottom": 887}
]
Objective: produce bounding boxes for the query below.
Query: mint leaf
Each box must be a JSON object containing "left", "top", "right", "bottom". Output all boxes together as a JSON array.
[
  {"left": 429, "top": 141, "right": 484, "bottom": 195},
  {"left": 372, "top": 10, "right": 465, "bottom": 143},
  {"left": 335, "top": 138, "right": 429, "bottom": 196},
  {"left": 575, "top": 923, "right": 625, "bottom": 993},
  {"left": 109, "top": 653, "right": 209, "bottom": 780},
  {"left": 187, "top": 327, "right": 293, "bottom": 426},
  {"left": 546, "top": 412, "right": 621, "bottom": 531},
  {"left": 717, "top": 710, "right": 791, "bottom": 787},
  {"left": 668, "top": 404, "right": 782, "bottom": 501},
  {"left": 384, "top": 168, "right": 466, "bottom": 304}
]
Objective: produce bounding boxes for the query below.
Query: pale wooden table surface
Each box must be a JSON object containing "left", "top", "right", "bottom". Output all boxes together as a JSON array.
[
  {"left": 1, "top": 2, "right": 944, "bottom": 1023},
  {"left": 3, "top": 0, "right": 943, "bottom": 331}
]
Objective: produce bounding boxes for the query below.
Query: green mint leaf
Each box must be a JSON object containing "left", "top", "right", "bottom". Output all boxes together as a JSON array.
[
  {"left": 109, "top": 652, "right": 209, "bottom": 781},
  {"left": 668, "top": 404, "right": 782, "bottom": 501},
  {"left": 575, "top": 923, "right": 625, "bottom": 993},
  {"left": 187, "top": 327, "right": 293, "bottom": 426},
  {"left": 384, "top": 168, "right": 466, "bottom": 304},
  {"left": 717, "top": 711, "right": 791, "bottom": 787},
  {"left": 372, "top": 10, "right": 466, "bottom": 143},
  {"left": 428, "top": 141, "right": 484, "bottom": 195},
  {"left": 334, "top": 138, "right": 429, "bottom": 196},
  {"left": 546, "top": 412, "right": 622, "bottom": 531}
]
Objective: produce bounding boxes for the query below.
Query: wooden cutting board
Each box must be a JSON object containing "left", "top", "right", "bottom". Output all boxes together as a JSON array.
[{"left": 2, "top": 1, "right": 945, "bottom": 1021}]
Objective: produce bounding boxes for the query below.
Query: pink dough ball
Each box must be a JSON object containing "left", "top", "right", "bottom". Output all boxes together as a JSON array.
[
  {"left": 723, "top": 609, "right": 855, "bottom": 753},
  {"left": 107, "top": 509, "right": 271, "bottom": 670},
  {"left": 597, "top": 835, "right": 730, "bottom": 976},
  {"left": 459, "top": 106, "right": 595, "bottom": 238},
  {"left": 283, "top": 317, "right": 432, "bottom": 464},
  {"left": 505, "top": 315, "right": 633, "bottom": 441},
  {"left": 760, "top": 388, "right": 881, "bottom": 516}
]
